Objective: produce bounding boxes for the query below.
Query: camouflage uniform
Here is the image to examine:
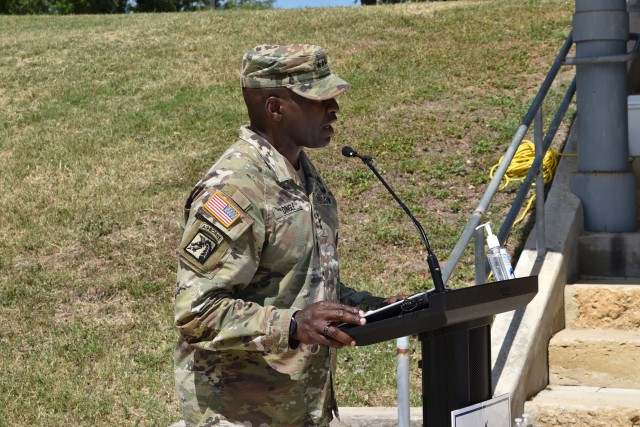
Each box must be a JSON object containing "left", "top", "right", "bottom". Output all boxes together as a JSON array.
[{"left": 174, "top": 45, "right": 384, "bottom": 427}]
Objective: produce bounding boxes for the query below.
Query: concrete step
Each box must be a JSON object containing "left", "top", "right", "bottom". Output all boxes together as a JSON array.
[
  {"left": 549, "top": 328, "right": 640, "bottom": 388},
  {"left": 565, "top": 282, "right": 640, "bottom": 330},
  {"left": 524, "top": 385, "right": 640, "bottom": 426}
]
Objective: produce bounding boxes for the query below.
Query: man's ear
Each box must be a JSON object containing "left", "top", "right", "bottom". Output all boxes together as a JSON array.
[{"left": 265, "top": 96, "right": 283, "bottom": 122}]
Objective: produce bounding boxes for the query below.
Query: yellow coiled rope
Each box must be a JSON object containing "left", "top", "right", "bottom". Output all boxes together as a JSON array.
[{"left": 489, "top": 140, "right": 576, "bottom": 226}]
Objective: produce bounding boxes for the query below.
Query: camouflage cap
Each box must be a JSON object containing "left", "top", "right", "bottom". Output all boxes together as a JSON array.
[{"left": 241, "top": 44, "right": 351, "bottom": 101}]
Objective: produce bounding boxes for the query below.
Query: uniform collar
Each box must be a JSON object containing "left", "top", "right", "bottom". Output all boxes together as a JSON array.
[{"left": 239, "top": 125, "right": 307, "bottom": 188}]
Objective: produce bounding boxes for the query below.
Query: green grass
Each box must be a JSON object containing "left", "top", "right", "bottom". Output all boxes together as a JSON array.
[{"left": 0, "top": 1, "right": 575, "bottom": 424}]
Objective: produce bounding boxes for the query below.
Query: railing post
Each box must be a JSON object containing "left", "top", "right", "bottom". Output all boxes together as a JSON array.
[
  {"left": 397, "top": 336, "right": 410, "bottom": 427},
  {"left": 475, "top": 226, "right": 487, "bottom": 284},
  {"left": 534, "top": 107, "right": 546, "bottom": 259}
]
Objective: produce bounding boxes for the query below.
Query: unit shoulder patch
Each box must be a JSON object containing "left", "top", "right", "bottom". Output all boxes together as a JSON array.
[
  {"left": 184, "top": 231, "right": 218, "bottom": 264},
  {"left": 177, "top": 219, "right": 230, "bottom": 275}
]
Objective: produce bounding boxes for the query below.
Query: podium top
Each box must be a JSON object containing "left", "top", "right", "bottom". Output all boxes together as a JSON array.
[{"left": 338, "top": 275, "right": 538, "bottom": 346}]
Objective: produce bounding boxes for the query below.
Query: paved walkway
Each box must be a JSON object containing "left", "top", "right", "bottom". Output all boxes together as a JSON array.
[{"left": 169, "top": 407, "right": 424, "bottom": 427}]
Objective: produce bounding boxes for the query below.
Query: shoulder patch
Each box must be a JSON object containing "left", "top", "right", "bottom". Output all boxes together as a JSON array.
[
  {"left": 184, "top": 231, "right": 219, "bottom": 264},
  {"left": 177, "top": 219, "right": 230, "bottom": 276},
  {"left": 203, "top": 191, "right": 242, "bottom": 228}
]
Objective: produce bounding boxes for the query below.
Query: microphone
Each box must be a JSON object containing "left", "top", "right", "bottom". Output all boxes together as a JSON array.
[
  {"left": 341, "top": 146, "right": 446, "bottom": 294},
  {"left": 341, "top": 146, "right": 366, "bottom": 159}
]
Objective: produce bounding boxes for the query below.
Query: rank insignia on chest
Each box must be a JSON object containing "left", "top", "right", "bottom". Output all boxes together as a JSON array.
[{"left": 203, "top": 191, "right": 242, "bottom": 228}]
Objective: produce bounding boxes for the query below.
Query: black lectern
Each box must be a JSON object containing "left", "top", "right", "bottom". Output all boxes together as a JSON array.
[{"left": 339, "top": 275, "right": 538, "bottom": 427}]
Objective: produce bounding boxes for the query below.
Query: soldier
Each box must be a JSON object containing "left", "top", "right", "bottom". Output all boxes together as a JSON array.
[{"left": 174, "top": 44, "right": 404, "bottom": 427}]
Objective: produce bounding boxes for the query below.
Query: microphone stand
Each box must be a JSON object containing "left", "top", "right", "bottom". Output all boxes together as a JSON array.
[{"left": 342, "top": 146, "right": 447, "bottom": 294}]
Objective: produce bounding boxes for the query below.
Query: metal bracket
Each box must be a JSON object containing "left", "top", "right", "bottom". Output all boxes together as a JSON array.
[{"left": 563, "top": 32, "right": 640, "bottom": 65}]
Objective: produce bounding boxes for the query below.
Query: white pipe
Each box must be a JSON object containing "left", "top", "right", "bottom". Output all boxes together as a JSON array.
[{"left": 397, "top": 336, "right": 410, "bottom": 427}]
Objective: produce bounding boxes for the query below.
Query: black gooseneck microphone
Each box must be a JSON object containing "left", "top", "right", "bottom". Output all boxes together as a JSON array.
[{"left": 341, "top": 145, "right": 446, "bottom": 294}]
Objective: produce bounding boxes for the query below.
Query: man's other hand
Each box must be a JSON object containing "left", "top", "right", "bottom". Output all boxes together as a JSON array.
[
  {"left": 293, "top": 302, "right": 365, "bottom": 349},
  {"left": 382, "top": 295, "right": 409, "bottom": 306}
]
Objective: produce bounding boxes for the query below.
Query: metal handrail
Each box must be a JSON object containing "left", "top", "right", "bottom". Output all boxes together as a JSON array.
[
  {"left": 442, "top": 31, "right": 576, "bottom": 285},
  {"left": 396, "top": 31, "right": 579, "bottom": 425}
]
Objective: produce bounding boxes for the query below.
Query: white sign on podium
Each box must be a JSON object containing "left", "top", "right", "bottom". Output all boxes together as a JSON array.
[{"left": 451, "top": 394, "right": 511, "bottom": 427}]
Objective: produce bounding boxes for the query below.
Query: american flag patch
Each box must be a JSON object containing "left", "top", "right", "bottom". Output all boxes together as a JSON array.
[{"left": 203, "top": 191, "right": 241, "bottom": 228}]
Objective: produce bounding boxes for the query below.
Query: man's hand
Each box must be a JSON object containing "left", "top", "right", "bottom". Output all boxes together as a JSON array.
[{"left": 293, "top": 301, "right": 365, "bottom": 349}]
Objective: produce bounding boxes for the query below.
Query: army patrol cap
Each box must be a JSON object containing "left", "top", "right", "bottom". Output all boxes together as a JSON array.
[{"left": 241, "top": 44, "right": 351, "bottom": 101}]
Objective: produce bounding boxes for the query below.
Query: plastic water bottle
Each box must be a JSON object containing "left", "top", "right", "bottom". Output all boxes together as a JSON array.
[
  {"left": 476, "top": 222, "right": 516, "bottom": 281},
  {"left": 514, "top": 418, "right": 524, "bottom": 427},
  {"left": 521, "top": 413, "right": 532, "bottom": 427}
]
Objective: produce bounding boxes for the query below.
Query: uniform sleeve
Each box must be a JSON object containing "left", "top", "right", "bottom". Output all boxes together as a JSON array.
[
  {"left": 174, "top": 185, "right": 295, "bottom": 355},
  {"left": 338, "top": 281, "right": 385, "bottom": 312}
]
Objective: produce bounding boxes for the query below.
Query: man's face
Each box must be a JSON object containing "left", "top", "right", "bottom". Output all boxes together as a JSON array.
[{"left": 281, "top": 92, "right": 340, "bottom": 150}]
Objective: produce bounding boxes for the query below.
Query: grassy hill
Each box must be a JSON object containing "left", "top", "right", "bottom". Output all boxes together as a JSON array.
[{"left": 0, "top": 1, "right": 574, "bottom": 425}]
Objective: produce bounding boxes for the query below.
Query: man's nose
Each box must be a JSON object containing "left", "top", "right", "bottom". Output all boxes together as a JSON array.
[{"left": 325, "top": 97, "right": 339, "bottom": 113}]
